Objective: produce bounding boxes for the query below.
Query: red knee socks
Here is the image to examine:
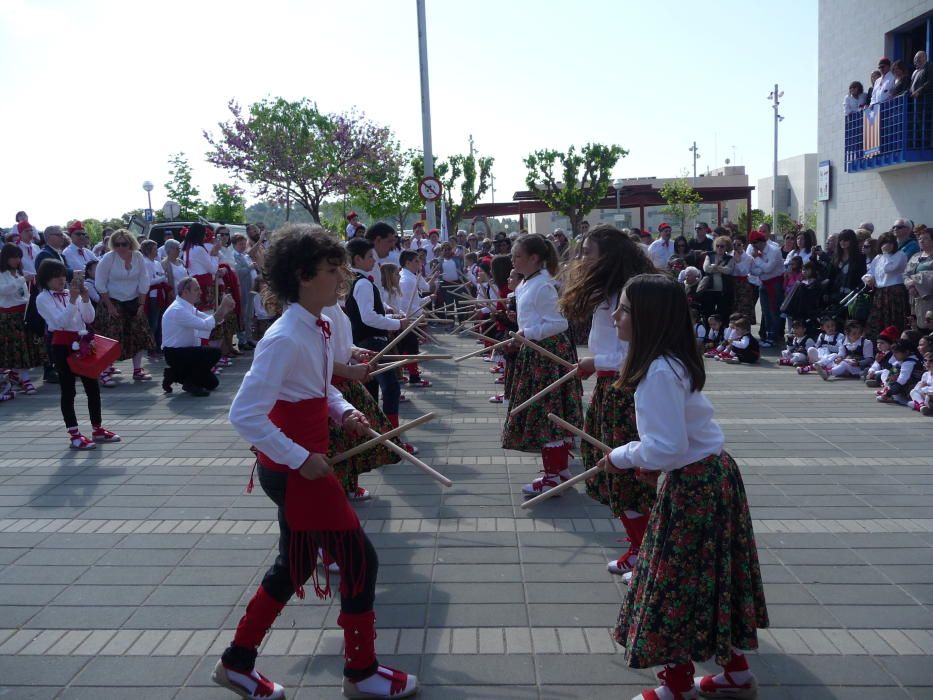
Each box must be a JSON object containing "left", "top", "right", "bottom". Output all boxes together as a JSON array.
[{"left": 232, "top": 586, "right": 286, "bottom": 650}]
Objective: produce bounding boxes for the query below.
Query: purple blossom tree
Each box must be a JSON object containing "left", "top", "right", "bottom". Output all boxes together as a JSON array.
[{"left": 204, "top": 97, "right": 395, "bottom": 224}]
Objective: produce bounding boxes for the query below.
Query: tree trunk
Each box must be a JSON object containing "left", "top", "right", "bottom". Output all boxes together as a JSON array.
[{"left": 569, "top": 210, "right": 581, "bottom": 238}]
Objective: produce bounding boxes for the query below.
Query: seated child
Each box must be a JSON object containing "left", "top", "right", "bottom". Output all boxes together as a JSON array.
[
  {"left": 692, "top": 308, "right": 707, "bottom": 348},
  {"left": 779, "top": 319, "right": 815, "bottom": 366},
  {"left": 799, "top": 316, "right": 844, "bottom": 375},
  {"left": 818, "top": 319, "right": 874, "bottom": 380},
  {"left": 705, "top": 314, "right": 723, "bottom": 350},
  {"left": 878, "top": 340, "right": 925, "bottom": 405},
  {"left": 865, "top": 325, "right": 899, "bottom": 387},
  {"left": 910, "top": 352, "right": 933, "bottom": 415},
  {"left": 707, "top": 312, "right": 741, "bottom": 359},
  {"left": 720, "top": 317, "right": 760, "bottom": 364}
]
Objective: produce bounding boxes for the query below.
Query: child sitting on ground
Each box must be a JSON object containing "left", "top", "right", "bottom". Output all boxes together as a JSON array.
[
  {"left": 877, "top": 340, "right": 925, "bottom": 405},
  {"left": 705, "top": 314, "right": 723, "bottom": 351},
  {"left": 910, "top": 352, "right": 933, "bottom": 415},
  {"left": 692, "top": 308, "right": 707, "bottom": 348},
  {"left": 799, "top": 316, "right": 844, "bottom": 375},
  {"left": 865, "top": 326, "right": 899, "bottom": 387},
  {"left": 706, "top": 312, "right": 741, "bottom": 359},
  {"left": 779, "top": 319, "right": 815, "bottom": 366},
  {"left": 818, "top": 319, "right": 874, "bottom": 380},
  {"left": 722, "top": 317, "right": 760, "bottom": 364}
]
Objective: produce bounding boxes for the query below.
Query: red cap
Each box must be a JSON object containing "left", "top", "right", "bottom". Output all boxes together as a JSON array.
[
  {"left": 658, "top": 222, "right": 671, "bottom": 231},
  {"left": 16, "top": 220, "right": 30, "bottom": 234},
  {"left": 749, "top": 230, "right": 768, "bottom": 243},
  {"left": 67, "top": 220, "right": 85, "bottom": 234},
  {"left": 878, "top": 57, "right": 891, "bottom": 65},
  {"left": 878, "top": 326, "right": 899, "bottom": 342},
  {"left": 429, "top": 228, "right": 440, "bottom": 235},
  {"left": 346, "top": 211, "right": 358, "bottom": 222}
]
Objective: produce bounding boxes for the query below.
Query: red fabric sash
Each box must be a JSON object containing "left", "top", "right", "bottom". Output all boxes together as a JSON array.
[
  {"left": 51, "top": 330, "right": 79, "bottom": 346},
  {"left": 218, "top": 263, "right": 241, "bottom": 316},
  {"left": 146, "top": 282, "right": 170, "bottom": 312},
  {"left": 254, "top": 397, "right": 364, "bottom": 600},
  {"left": 192, "top": 273, "right": 215, "bottom": 310},
  {"left": 0, "top": 304, "right": 26, "bottom": 313}
]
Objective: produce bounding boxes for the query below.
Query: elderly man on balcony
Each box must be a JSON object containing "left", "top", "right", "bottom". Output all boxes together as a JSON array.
[{"left": 911, "top": 51, "right": 930, "bottom": 99}]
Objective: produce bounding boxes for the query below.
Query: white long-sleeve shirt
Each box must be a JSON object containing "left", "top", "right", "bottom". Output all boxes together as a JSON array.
[
  {"left": 647, "top": 238, "right": 674, "bottom": 268},
  {"left": 0, "top": 271, "right": 29, "bottom": 308},
  {"left": 183, "top": 245, "right": 219, "bottom": 277},
  {"left": 95, "top": 251, "right": 150, "bottom": 302},
  {"left": 36, "top": 290, "right": 95, "bottom": 332},
  {"left": 609, "top": 356, "right": 724, "bottom": 472},
  {"left": 350, "top": 268, "right": 400, "bottom": 333},
  {"left": 62, "top": 244, "right": 99, "bottom": 272},
  {"left": 515, "top": 269, "right": 567, "bottom": 341},
  {"left": 749, "top": 241, "right": 784, "bottom": 282},
  {"left": 324, "top": 303, "right": 354, "bottom": 364},
  {"left": 160, "top": 297, "right": 216, "bottom": 349},
  {"left": 588, "top": 296, "right": 628, "bottom": 371},
  {"left": 17, "top": 241, "right": 41, "bottom": 276},
  {"left": 863, "top": 251, "right": 908, "bottom": 288},
  {"left": 398, "top": 268, "right": 432, "bottom": 317},
  {"left": 844, "top": 93, "right": 868, "bottom": 115},
  {"left": 838, "top": 336, "right": 875, "bottom": 366},
  {"left": 870, "top": 71, "right": 895, "bottom": 105},
  {"left": 229, "top": 304, "right": 354, "bottom": 470},
  {"left": 145, "top": 257, "right": 168, "bottom": 297}
]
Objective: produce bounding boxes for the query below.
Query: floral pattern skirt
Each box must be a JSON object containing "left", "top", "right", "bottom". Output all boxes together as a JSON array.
[
  {"left": 582, "top": 375, "right": 657, "bottom": 517},
  {"left": 502, "top": 347, "right": 519, "bottom": 400},
  {"left": 95, "top": 300, "right": 155, "bottom": 360},
  {"left": 733, "top": 278, "right": 758, "bottom": 326},
  {"left": 866, "top": 284, "right": 910, "bottom": 340},
  {"left": 501, "top": 333, "right": 583, "bottom": 453},
  {"left": 327, "top": 378, "right": 400, "bottom": 491},
  {"left": 613, "top": 451, "right": 768, "bottom": 668},
  {"left": 0, "top": 308, "right": 46, "bottom": 369}
]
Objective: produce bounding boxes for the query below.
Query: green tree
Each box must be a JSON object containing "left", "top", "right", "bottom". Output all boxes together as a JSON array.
[
  {"left": 736, "top": 207, "right": 767, "bottom": 234},
  {"left": 659, "top": 175, "right": 702, "bottom": 236},
  {"left": 350, "top": 142, "right": 421, "bottom": 234},
  {"left": 436, "top": 152, "right": 494, "bottom": 234},
  {"left": 523, "top": 143, "right": 626, "bottom": 237},
  {"left": 165, "top": 152, "right": 206, "bottom": 217},
  {"left": 207, "top": 184, "right": 247, "bottom": 223}
]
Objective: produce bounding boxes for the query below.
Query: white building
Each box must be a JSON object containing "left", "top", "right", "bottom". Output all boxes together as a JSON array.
[
  {"left": 757, "top": 153, "right": 819, "bottom": 222},
  {"left": 817, "top": 1, "right": 933, "bottom": 240}
]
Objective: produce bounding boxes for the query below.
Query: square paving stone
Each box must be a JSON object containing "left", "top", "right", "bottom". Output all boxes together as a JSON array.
[
  {"left": 73, "top": 656, "right": 199, "bottom": 686},
  {"left": 124, "top": 605, "right": 232, "bottom": 629},
  {"left": 24, "top": 606, "right": 135, "bottom": 629},
  {"left": 0, "top": 655, "right": 89, "bottom": 686},
  {"left": 420, "top": 654, "right": 535, "bottom": 685}
]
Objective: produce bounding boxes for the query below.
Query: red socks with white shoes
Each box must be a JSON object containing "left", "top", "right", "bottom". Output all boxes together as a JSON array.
[
  {"left": 695, "top": 649, "right": 757, "bottom": 699},
  {"left": 633, "top": 662, "right": 697, "bottom": 700}
]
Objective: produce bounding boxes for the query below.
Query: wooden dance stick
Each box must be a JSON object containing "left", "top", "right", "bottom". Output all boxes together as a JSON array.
[
  {"left": 328, "top": 412, "right": 435, "bottom": 465},
  {"left": 459, "top": 328, "right": 492, "bottom": 342},
  {"left": 507, "top": 367, "right": 579, "bottom": 416},
  {"left": 520, "top": 415, "right": 614, "bottom": 508},
  {"left": 368, "top": 359, "right": 409, "bottom": 378},
  {"left": 509, "top": 332, "right": 576, "bottom": 369},
  {"left": 454, "top": 336, "right": 514, "bottom": 362},
  {"left": 369, "top": 319, "right": 425, "bottom": 364},
  {"left": 450, "top": 290, "right": 476, "bottom": 301},
  {"left": 379, "top": 354, "right": 453, "bottom": 361},
  {"left": 363, "top": 427, "right": 453, "bottom": 487}
]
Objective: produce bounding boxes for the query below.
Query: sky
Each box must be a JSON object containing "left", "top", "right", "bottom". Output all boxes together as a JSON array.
[{"left": 0, "top": 0, "right": 818, "bottom": 227}]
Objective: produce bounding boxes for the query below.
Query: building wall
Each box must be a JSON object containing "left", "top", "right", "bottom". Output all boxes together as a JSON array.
[
  {"left": 757, "top": 153, "right": 819, "bottom": 221},
  {"left": 817, "top": 0, "right": 933, "bottom": 241}
]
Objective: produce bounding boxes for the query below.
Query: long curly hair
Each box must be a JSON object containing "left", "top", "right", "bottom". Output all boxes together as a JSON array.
[{"left": 559, "top": 225, "right": 657, "bottom": 322}]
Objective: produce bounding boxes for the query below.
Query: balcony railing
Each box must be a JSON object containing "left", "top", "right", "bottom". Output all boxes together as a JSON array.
[{"left": 845, "top": 93, "right": 933, "bottom": 172}]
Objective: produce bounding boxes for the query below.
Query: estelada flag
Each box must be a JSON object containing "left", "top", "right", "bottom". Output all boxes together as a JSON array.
[{"left": 863, "top": 104, "right": 881, "bottom": 157}]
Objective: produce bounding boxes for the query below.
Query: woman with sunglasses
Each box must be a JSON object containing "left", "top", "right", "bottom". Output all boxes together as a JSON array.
[
  {"left": 700, "top": 235, "right": 735, "bottom": 319},
  {"left": 94, "top": 229, "right": 156, "bottom": 385}
]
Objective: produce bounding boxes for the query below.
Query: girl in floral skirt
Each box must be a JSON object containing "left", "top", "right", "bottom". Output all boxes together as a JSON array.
[
  {"left": 559, "top": 226, "right": 657, "bottom": 578},
  {"left": 0, "top": 243, "right": 45, "bottom": 397},
  {"left": 597, "top": 273, "right": 768, "bottom": 700},
  {"left": 501, "top": 234, "right": 583, "bottom": 496}
]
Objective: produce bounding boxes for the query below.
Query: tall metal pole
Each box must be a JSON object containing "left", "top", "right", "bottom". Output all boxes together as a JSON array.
[
  {"left": 688, "top": 141, "right": 700, "bottom": 178},
  {"left": 769, "top": 84, "right": 784, "bottom": 226},
  {"left": 417, "top": 0, "right": 436, "bottom": 230}
]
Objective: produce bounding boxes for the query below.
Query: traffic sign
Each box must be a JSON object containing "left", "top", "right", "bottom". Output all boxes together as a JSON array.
[
  {"left": 419, "top": 176, "right": 442, "bottom": 202},
  {"left": 145, "top": 208, "right": 154, "bottom": 223}
]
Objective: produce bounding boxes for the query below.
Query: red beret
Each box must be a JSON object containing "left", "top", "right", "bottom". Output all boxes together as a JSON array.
[
  {"left": 658, "top": 223, "right": 671, "bottom": 231},
  {"left": 17, "top": 220, "right": 30, "bottom": 234},
  {"left": 878, "top": 326, "right": 899, "bottom": 342},
  {"left": 749, "top": 230, "right": 768, "bottom": 243},
  {"left": 67, "top": 220, "right": 85, "bottom": 234},
  {"left": 347, "top": 211, "right": 358, "bottom": 222}
]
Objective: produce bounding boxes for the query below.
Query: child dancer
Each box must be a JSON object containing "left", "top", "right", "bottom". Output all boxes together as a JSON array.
[
  {"left": 560, "top": 226, "right": 657, "bottom": 576},
  {"left": 721, "top": 317, "right": 760, "bottom": 364},
  {"left": 705, "top": 312, "right": 741, "bottom": 359},
  {"left": 692, "top": 308, "right": 707, "bottom": 349},
  {"left": 910, "top": 352, "right": 933, "bottom": 415},
  {"left": 0, "top": 243, "right": 44, "bottom": 396},
  {"left": 502, "top": 234, "right": 583, "bottom": 495},
  {"left": 799, "top": 316, "right": 844, "bottom": 375},
  {"left": 489, "top": 265, "right": 521, "bottom": 404},
  {"left": 598, "top": 273, "right": 768, "bottom": 700},
  {"left": 704, "top": 314, "right": 723, "bottom": 351},
  {"left": 35, "top": 259, "right": 120, "bottom": 450},
  {"left": 779, "top": 319, "right": 815, "bottom": 367},
  {"left": 818, "top": 319, "right": 873, "bottom": 380},
  {"left": 219, "top": 225, "right": 418, "bottom": 700},
  {"left": 878, "top": 340, "right": 925, "bottom": 405},
  {"left": 866, "top": 326, "right": 899, "bottom": 387}
]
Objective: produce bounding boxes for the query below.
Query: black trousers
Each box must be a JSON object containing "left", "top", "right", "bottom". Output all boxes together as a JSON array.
[
  {"left": 358, "top": 337, "right": 400, "bottom": 416},
  {"left": 257, "top": 466, "right": 378, "bottom": 612},
  {"left": 163, "top": 346, "right": 220, "bottom": 390},
  {"left": 50, "top": 345, "right": 102, "bottom": 428}
]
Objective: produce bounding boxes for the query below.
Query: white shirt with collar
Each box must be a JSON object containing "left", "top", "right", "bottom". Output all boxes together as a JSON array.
[
  {"left": 17, "top": 241, "right": 41, "bottom": 276},
  {"left": 145, "top": 257, "right": 168, "bottom": 296},
  {"left": 63, "top": 244, "right": 98, "bottom": 272},
  {"left": 324, "top": 303, "right": 355, "bottom": 364},
  {"left": 647, "top": 237, "right": 674, "bottom": 268},
  {"left": 870, "top": 71, "right": 896, "bottom": 105},
  {"left": 36, "top": 289, "right": 95, "bottom": 332},
  {"left": 609, "top": 356, "right": 724, "bottom": 472},
  {"left": 588, "top": 295, "right": 628, "bottom": 371},
  {"left": 398, "top": 268, "right": 432, "bottom": 317},
  {"left": 515, "top": 269, "right": 568, "bottom": 341},
  {"left": 440, "top": 257, "right": 460, "bottom": 283},
  {"left": 0, "top": 271, "right": 29, "bottom": 308},
  {"left": 229, "top": 304, "right": 354, "bottom": 470},
  {"left": 183, "top": 244, "right": 219, "bottom": 277},
  {"left": 863, "top": 251, "right": 908, "bottom": 288},
  {"left": 749, "top": 240, "right": 784, "bottom": 282},
  {"left": 161, "top": 296, "right": 216, "bottom": 349},
  {"left": 350, "top": 268, "right": 400, "bottom": 333},
  {"left": 95, "top": 251, "right": 150, "bottom": 302}
]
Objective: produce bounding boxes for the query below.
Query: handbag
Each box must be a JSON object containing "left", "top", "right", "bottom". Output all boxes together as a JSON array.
[
  {"left": 779, "top": 282, "right": 800, "bottom": 313},
  {"left": 67, "top": 334, "right": 122, "bottom": 379},
  {"left": 846, "top": 288, "right": 872, "bottom": 322}
]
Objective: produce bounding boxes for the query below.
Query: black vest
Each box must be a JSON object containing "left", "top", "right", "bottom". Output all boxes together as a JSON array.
[{"left": 345, "top": 272, "right": 387, "bottom": 343}]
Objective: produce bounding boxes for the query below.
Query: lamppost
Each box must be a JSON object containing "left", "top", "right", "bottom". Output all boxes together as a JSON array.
[
  {"left": 688, "top": 142, "right": 700, "bottom": 178},
  {"left": 142, "top": 181, "right": 154, "bottom": 221},
  {"left": 768, "top": 85, "right": 784, "bottom": 224}
]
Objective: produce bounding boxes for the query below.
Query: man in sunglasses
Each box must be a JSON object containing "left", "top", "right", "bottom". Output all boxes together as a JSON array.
[
  {"left": 892, "top": 218, "right": 919, "bottom": 258},
  {"left": 689, "top": 222, "right": 714, "bottom": 253},
  {"left": 63, "top": 221, "right": 99, "bottom": 271}
]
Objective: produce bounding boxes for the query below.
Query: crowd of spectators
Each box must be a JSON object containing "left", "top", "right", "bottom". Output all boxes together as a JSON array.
[{"left": 845, "top": 52, "right": 929, "bottom": 114}]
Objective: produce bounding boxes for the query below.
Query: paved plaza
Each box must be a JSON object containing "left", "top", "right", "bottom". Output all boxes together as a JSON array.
[{"left": 1, "top": 332, "right": 933, "bottom": 699}]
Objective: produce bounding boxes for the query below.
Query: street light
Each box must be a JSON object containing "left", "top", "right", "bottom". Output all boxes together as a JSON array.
[
  {"left": 142, "top": 181, "right": 154, "bottom": 221},
  {"left": 768, "top": 85, "right": 784, "bottom": 223}
]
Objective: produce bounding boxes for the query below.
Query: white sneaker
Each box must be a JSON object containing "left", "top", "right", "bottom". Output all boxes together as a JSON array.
[
  {"left": 607, "top": 549, "right": 637, "bottom": 576},
  {"left": 621, "top": 571, "right": 633, "bottom": 585},
  {"left": 343, "top": 666, "right": 418, "bottom": 699},
  {"left": 521, "top": 469, "right": 571, "bottom": 496},
  {"left": 211, "top": 659, "right": 285, "bottom": 699}
]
